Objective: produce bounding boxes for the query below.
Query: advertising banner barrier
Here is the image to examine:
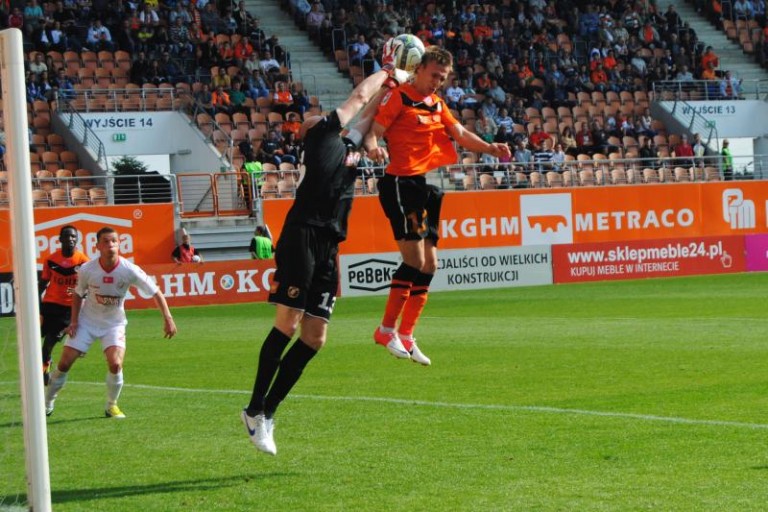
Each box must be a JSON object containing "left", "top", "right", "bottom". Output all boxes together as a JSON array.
[
  {"left": 0, "top": 273, "right": 13, "bottom": 317},
  {"left": 0, "top": 204, "right": 176, "bottom": 273},
  {"left": 552, "top": 235, "right": 746, "bottom": 283},
  {"left": 745, "top": 234, "right": 768, "bottom": 271},
  {"left": 340, "top": 245, "right": 553, "bottom": 297},
  {"left": 125, "top": 260, "right": 276, "bottom": 310},
  {"left": 264, "top": 182, "right": 768, "bottom": 255}
]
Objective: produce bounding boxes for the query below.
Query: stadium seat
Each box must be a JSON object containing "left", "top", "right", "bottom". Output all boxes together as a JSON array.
[
  {"left": 643, "top": 168, "right": 660, "bottom": 184},
  {"left": 74, "top": 168, "right": 95, "bottom": 189},
  {"left": 41, "top": 152, "right": 61, "bottom": 174},
  {"left": 49, "top": 188, "right": 69, "bottom": 207},
  {"left": 578, "top": 169, "right": 596, "bottom": 186},
  {"left": 610, "top": 168, "right": 628, "bottom": 185},
  {"left": 705, "top": 167, "right": 721, "bottom": 181},
  {"left": 55, "top": 168, "right": 73, "bottom": 188},
  {"left": 89, "top": 187, "right": 107, "bottom": 205},
  {"left": 260, "top": 180, "right": 279, "bottom": 199},
  {"left": 32, "top": 189, "right": 50, "bottom": 207},
  {"left": 546, "top": 171, "right": 563, "bottom": 188},
  {"left": 70, "top": 187, "right": 90, "bottom": 206},
  {"left": 674, "top": 167, "right": 691, "bottom": 183}
]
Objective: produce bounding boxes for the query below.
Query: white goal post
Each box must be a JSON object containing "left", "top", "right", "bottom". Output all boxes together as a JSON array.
[{"left": 1, "top": 27, "right": 53, "bottom": 512}]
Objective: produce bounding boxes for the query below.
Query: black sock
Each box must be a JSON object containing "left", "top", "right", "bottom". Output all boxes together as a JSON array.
[
  {"left": 41, "top": 335, "right": 59, "bottom": 363},
  {"left": 263, "top": 339, "right": 317, "bottom": 419},
  {"left": 246, "top": 327, "right": 291, "bottom": 416}
]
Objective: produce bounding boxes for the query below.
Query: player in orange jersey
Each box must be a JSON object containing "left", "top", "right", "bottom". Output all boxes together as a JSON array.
[
  {"left": 38, "top": 225, "right": 89, "bottom": 384},
  {"left": 365, "top": 45, "right": 511, "bottom": 365}
]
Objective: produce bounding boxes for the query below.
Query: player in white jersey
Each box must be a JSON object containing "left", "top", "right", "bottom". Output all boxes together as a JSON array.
[{"left": 45, "top": 226, "right": 177, "bottom": 419}]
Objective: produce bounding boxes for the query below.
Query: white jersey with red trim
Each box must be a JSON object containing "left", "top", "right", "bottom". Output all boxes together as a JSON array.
[{"left": 74, "top": 257, "right": 159, "bottom": 330}]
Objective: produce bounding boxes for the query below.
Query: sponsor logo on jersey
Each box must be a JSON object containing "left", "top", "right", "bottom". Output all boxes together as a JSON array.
[
  {"left": 103, "top": 276, "right": 114, "bottom": 283},
  {"left": 287, "top": 286, "right": 300, "bottom": 299}
]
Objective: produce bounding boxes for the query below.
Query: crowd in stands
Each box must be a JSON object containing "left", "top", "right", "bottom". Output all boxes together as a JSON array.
[{"left": 2, "top": 0, "right": 757, "bottom": 199}]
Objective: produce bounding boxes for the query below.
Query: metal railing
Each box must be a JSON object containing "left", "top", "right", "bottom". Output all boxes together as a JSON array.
[
  {"left": 56, "top": 102, "right": 110, "bottom": 171},
  {"left": 653, "top": 79, "right": 768, "bottom": 101},
  {"left": 23, "top": 174, "right": 177, "bottom": 208}
]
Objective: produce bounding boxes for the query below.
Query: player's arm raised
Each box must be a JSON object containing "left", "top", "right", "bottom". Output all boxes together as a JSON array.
[{"left": 447, "top": 122, "right": 512, "bottom": 160}]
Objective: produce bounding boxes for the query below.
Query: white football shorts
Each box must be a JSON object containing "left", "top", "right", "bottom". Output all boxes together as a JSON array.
[{"left": 66, "top": 318, "right": 127, "bottom": 354}]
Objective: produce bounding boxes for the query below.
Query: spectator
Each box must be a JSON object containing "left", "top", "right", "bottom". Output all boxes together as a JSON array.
[
  {"left": 247, "top": 68, "right": 270, "bottom": 99},
  {"left": 282, "top": 111, "right": 301, "bottom": 139},
  {"left": 700, "top": 46, "right": 719, "bottom": 75},
  {"left": 234, "top": 0, "right": 258, "bottom": 36},
  {"left": 249, "top": 226, "right": 274, "bottom": 259},
  {"left": 561, "top": 125, "right": 578, "bottom": 155},
  {"left": 172, "top": 232, "right": 203, "bottom": 264},
  {"left": 676, "top": 65, "right": 694, "bottom": 81},
  {"left": 475, "top": 109, "right": 498, "bottom": 143},
  {"left": 40, "top": 20, "right": 68, "bottom": 53},
  {"left": 443, "top": 78, "right": 465, "bottom": 110},
  {"left": 533, "top": 139, "right": 555, "bottom": 172},
  {"left": 575, "top": 122, "right": 593, "bottom": 154},
  {"left": 721, "top": 139, "right": 733, "bottom": 180},
  {"left": 719, "top": 70, "right": 742, "bottom": 99},
  {"left": 212, "top": 66, "right": 232, "bottom": 89},
  {"left": 229, "top": 80, "right": 250, "bottom": 115},
  {"left": 136, "top": 23, "right": 155, "bottom": 55},
  {"left": 529, "top": 124, "right": 552, "bottom": 151},
  {"left": 138, "top": 3, "right": 160, "bottom": 27},
  {"left": 672, "top": 134, "right": 695, "bottom": 166},
  {"left": 306, "top": 2, "right": 325, "bottom": 39},
  {"left": 169, "top": 16, "right": 194, "bottom": 56},
  {"left": 23, "top": 0, "right": 45, "bottom": 39},
  {"left": 8, "top": 8, "right": 25, "bottom": 31},
  {"left": 692, "top": 133, "right": 707, "bottom": 164},
  {"left": 52, "top": 67, "right": 75, "bottom": 100},
  {"left": 114, "top": 18, "right": 137, "bottom": 53},
  {"left": 234, "top": 35, "right": 255, "bottom": 66},
  {"left": 258, "top": 129, "right": 288, "bottom": 166},
  {"left": 513, "top": 140, "right": 533, "bottom": 172},
  {"left": 348, "top": 33, "right": 370, "bottom": 66},
  {"left": 271, "top": 81, "right": 294, "bottom": 115},
  {"left": 495, "top": 107, "right": 514, "bottom": 132},
  {"left": 259, "top": 49, "right": 281, "bottom": 80},
  {"left": 29, "top": 52, "right": 48, "bottom": 79},
  {"left": 551, "top": 143, "right": 567, "bottom": 171},
  {"left": 639, "top": 137, "right": 660, "bottom": 168},
  {"left": 211, "top": 84, "right": 232, "bottom": 114},
  {"left": 85, "top": 19, "right": 114, "bottom": 51}
]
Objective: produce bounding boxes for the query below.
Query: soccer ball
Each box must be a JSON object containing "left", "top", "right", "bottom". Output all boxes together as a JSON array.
[
  {"left": 192, "top": 255, "right": 201, "bottom": 262},
  {"left": 389, "top": 34, "right": 426, "bottom": 73}
]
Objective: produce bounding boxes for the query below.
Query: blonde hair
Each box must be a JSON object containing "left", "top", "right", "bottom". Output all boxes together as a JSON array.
[{"left": 420, "top": 45, "right": 453, "bottom": 70}]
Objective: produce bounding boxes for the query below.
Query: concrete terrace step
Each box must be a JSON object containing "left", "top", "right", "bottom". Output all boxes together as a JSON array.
[{"left": 244, "top": 0, "right": 353, "bottom": 109}]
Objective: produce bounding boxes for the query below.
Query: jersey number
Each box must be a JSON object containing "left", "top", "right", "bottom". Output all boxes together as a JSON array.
[{"left": 318, "top": 292, "right": 336, "bottom": 314}]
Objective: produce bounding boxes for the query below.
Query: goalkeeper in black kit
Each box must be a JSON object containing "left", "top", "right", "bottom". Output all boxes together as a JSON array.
[{"left": 240, "top": 42, "right": 409, "bottom": 455}]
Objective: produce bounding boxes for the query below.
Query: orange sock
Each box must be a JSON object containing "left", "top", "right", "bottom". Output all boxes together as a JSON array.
[
  {"left": 381, "top": 263, "right": 420, "bottom": 329},
  {"left": 398, "top": 272, "right": 433, "bottom": 337}
]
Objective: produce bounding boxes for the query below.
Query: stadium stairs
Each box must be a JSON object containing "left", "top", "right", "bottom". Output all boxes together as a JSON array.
[
  {"left": 244, "top": 0, "right": 355, "bottom": 110},
  {"left": 672, "top": 0, "right": 768, "bottom": 80}
]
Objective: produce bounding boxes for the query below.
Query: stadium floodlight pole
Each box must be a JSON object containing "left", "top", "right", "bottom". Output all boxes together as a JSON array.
[{"left": 0, "top": 28, "right": 53, "bottom": 512}]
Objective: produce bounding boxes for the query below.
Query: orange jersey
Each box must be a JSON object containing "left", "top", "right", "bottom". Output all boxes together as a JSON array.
[
  {"left": 41, "top": 250, "right": 89, "bottom": 306},
  {"left": 375, "top": 83, "right": 459, "bottom": 176}
]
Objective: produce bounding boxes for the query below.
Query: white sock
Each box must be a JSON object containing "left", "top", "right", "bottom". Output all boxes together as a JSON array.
[
  {"left": 106, "top": 370, "right": 124, "bottom": 406},
  {"left": 379, "top": 325, "right": 395, "bottom": 334},
  {"left": 45, "top": 369, "right": 68, "bottom": 402}
]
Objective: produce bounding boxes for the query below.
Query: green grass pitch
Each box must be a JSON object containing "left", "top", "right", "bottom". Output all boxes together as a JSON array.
[{"left": 2, "top": 273, "right": 768, "bottom": 511}]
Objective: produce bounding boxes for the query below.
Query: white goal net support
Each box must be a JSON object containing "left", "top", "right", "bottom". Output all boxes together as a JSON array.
[{"left": 0, "top": 28, "right": 52, "bottom": 512}]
